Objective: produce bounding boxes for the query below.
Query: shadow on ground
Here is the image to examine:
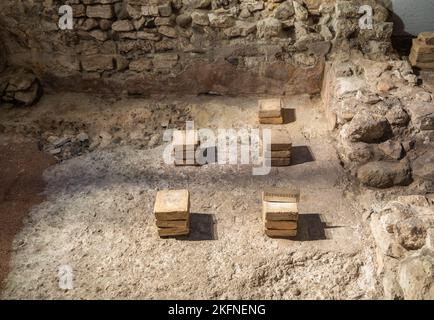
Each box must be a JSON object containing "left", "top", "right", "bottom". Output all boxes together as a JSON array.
[
  {"left": 282, "top": 108, "right": 296, "bottom": 124},
  {"left": 183, "top": 213, "right": 217, "bottom": 241},
  {"left": 291, "top": 146, "right": 315, "bottom": 166}
]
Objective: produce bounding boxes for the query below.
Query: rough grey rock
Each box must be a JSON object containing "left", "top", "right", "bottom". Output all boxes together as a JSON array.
[{"left": 357, "top": 160, "right": 412, "bottom": 188}]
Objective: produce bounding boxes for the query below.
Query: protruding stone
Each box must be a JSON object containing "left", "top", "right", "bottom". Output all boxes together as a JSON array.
[{"left": 357, "top": 160, "right": 412, "bottom": 188}]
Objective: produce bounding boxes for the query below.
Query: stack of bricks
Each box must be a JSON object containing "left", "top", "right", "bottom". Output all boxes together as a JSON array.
[
  {"left": 258, "top": 98, "right": 284, "bottom": 124},
  {"left": 263, "top": 129, "right": 292, "bottom": 167},
  {"left": 262, "top": 188, "right": 299, "bottom": 238},
  {"left": 172, "top": 129, "right": 200, "bottom": 166},
  {"left": 410, "top": 32, "right": 434, "bottom": 70},
  {"left": 154, "top": 189, "right": 190, "bottom": 237}
]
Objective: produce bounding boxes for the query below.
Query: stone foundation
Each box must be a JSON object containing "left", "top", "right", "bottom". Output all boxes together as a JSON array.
[{"left": 0, "top": 0, "right": 391, "bottom": 96}]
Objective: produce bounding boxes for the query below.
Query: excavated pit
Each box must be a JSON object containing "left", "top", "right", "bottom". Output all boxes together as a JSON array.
[
  {"left": 0, "top": 92, "right": 384, "bottom": 299},
  {"left": 0, "top": 0, "right": 433, "bottom": 300}
]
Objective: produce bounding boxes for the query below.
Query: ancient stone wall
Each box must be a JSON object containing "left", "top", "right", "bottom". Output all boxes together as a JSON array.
[
  {"left": 322, "top": 51, "right": 434, "bottom": 192},
  {"left": 0, "top": 0, "right": 391, "bottom": 96}
]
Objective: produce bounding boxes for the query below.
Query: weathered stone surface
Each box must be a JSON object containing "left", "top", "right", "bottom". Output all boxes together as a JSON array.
[
  {"left": 158, "top": 3, "right": 173, "bottom": 17},
  {"left": 293, "top": 1, "right": 309, "bottom": 21},
  {"left": 81, "top": 55, "right": 114, "bottom": 71},
  {"left": 412, "top": 148, "right": 434, "bottom": 182},
  {"left": 257, "top": 17, "right": 281, "bottom": 39},
  {"left": 398, "top": 250, "right": 434, "bottom": 300},
  {"left": 274, "top": 1, "right": 295, "bottom": 20},
  {"left": 397, "top": 195, "right": 433, "bottom": 207},
  {"left": 308, "top": 41, "right": 331, "bottom": 57},
  {"left": 112, "top": 20, "right": 134, "bottom": 32},
  {"left": 395, "top": 217, "right": 427, "bottom": 250},
  {"left": 142, "top": 5, "right": 159, "bottom": 17},
  {"left": 7, "top": 71, "right": 36, "bottom": 91},
  {"left": 88, "top": 29, "right": 109, "bottom": 41},
  {"left": 176, "top": 13, "right": 192, "bottom": 27},
  {"left": 379, "top": 140, "right": 404, "bottom": 160},
  {"left": 99, "top": 19, "right": 112, "bottom": 31},
  {"left": 342, "top": 110, "right": 390, "bottom": 143},
  {"left": 114, "top": 55, "right": 129, "bottom": 71},
  {"left": 208, "top": 13, "right": 235, "bottom": 28},
  {"left": 158, "top": 26, "right": 177, "bottom": 38},
  {"left": 385, "top": 106, "right": 410, "bottom": 127},
  {"left": 189, "top": 0, "right": 211, "bottom": 9},
  {"left": 191, "top": 11, "right": 209, "bottom": 26},
  {"left": 13, "top": 82, "right": 40, "bottom": 106},
  {"left": 86, "top": 5, "right": 114, "bottom": 19},
  {"left": 153, "top": 53, "right": 179, "bottom": 69},
  {"left": 338, "top": 140, "right": 374, "bottom": 167},
  {"left": 129, "top": 58, "right": 153, "bottom": 72},
  {"left": 357, "top": 160, "right": 412, "bottom": 188},
  {"left": 72, "top": 4, "right": 86, "bottom": 17},
  {"left": 0, "top": 67, "right": 41, "bottom": 106},
  {"left": 335, "top": 77, "right": 365, "bottom": 96},
  {"left": 80, "top": 18, "right": 99, "bottom": 31},
  {"left": 335, "top": 0, "right": 359, "bottom": 18},
  {"left": 415, "top": 91, "right": 432, "bottom": 102},
  {"left": 406, "top": 102, "right": 434, "bottom": 131}
]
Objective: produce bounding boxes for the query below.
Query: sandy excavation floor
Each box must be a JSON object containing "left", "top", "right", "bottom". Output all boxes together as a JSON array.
[{"left": 0, "top": 93, "right": 382, "bottom": 299}]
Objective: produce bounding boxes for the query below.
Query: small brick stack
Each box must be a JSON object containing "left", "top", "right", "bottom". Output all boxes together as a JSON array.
[
  {"left": 262, "top": 187, "right": 299, "bottom": 238},
  {"left": 263, "top": 129, "right": 292, "bottom": 167},
  {"left": 172, "top": 129, "right": 200, "bottom": 166},
  {"left": 410, "top": 32, "right": 434, "bottom": 70},
  {"left": 258, "top": 98, "right": 283, "bottom": 124},
  {"left": 154, "top": 189, "right": 190, "bottom": 237}
]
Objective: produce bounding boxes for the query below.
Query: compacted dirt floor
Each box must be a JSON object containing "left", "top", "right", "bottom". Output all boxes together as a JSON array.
[
  {"left": 0, "top": 93, "right": 381, "bottom": 299},
  {"left": 0, "top": 136, "right": 55, "bottom": 290}
]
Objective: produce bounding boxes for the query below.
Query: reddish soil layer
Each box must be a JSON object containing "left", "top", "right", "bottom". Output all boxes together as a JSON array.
[{"left": 0, "top": 138, "right": 55, "bottom": 291}]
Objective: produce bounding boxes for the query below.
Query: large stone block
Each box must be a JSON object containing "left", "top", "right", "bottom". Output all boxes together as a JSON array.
[
  {"left": 152, "top": 53, "right": 179, "bottom": 69},
  {"left": 357, "top": 160, "right": 412, "bottom": 188},
  {"left": 112, "top": 20, "right": 134, "bottom": 32},
  {"left": 342, "top": 110, "right": 390, "bottom": 143},
  {"left": 129, "top": 58, "right": 153, "bottom": 72},
  {"left": 86, "top": 5, "right": 114, "bottom": 19},
  {"left": 81, "top": 55, "right": 114, "bottom": 71}
]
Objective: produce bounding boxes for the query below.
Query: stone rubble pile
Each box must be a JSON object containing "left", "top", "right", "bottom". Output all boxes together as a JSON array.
[
  {"left": 322, "top": 52, "right": 434, "bottom": 191},
  {"left": 369, "top": 195, "right": 434, "bottom": 299},
  {"left": 0, "top": 67, "right": 41, "bottom": 106}
]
